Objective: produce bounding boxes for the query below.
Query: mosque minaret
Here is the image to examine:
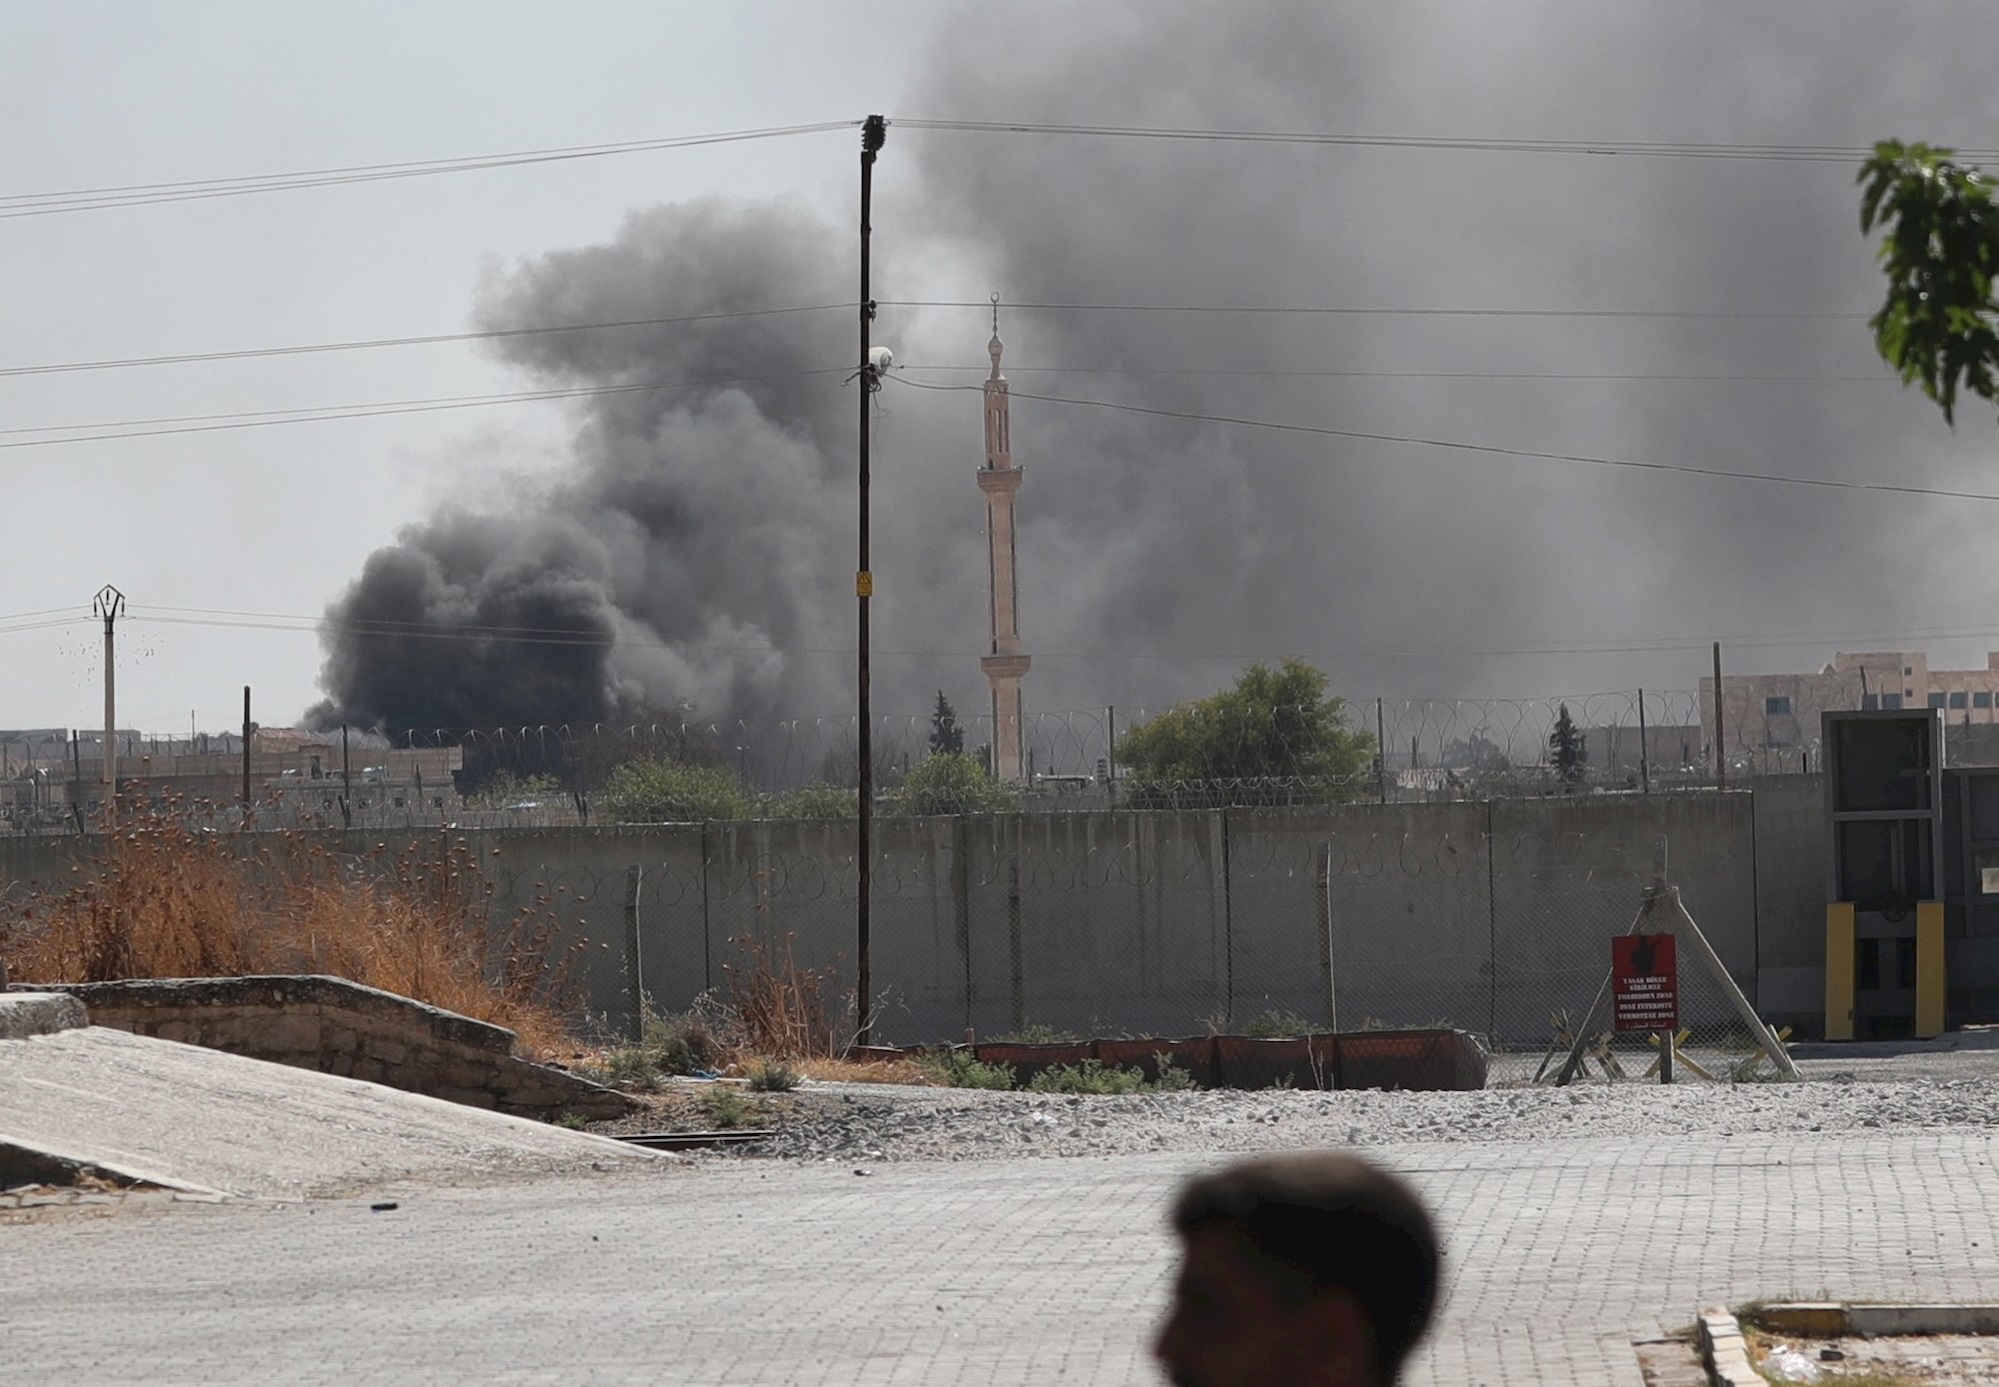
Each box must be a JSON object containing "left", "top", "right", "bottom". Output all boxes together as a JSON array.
[{"left": 977, "top": 295, "right": 1030, "bottom": 782}]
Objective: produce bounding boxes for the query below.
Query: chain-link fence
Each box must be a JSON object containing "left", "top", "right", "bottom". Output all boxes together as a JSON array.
[
  {"left": 14, "top": 677, "right": 1998, "bottom": 835},
  {"left": 453, "top": 795, "right": 1779, "bottom": 1085},
  {"left": 0, "top": 787, "right": 1797, "bottom": 1085}
]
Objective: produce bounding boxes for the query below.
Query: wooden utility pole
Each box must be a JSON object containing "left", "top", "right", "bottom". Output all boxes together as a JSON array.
[
  {"left": 856, "top": 113, "right": 886, "bottom": 1045},
  {"left": 241, "top": 686, "right": 253, "bottom": 809}
]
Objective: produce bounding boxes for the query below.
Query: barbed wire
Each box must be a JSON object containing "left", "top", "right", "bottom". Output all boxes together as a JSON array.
[{"left": 11, "top": 674, "right": 1996, "bottom": 833}]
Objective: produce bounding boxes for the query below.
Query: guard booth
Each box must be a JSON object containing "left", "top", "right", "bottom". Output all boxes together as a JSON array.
[
  {"left": 1938, "top": 765, "right": 1999, "bottom": 1025},
  {"left": 1823, "top": 709, "right": 1944, "bottom": 1039}
]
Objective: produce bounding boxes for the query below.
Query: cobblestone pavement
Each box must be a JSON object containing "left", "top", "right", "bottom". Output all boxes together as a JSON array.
[{"left": 10, "top": 1129, "right": 1999, "bottom": 1386}]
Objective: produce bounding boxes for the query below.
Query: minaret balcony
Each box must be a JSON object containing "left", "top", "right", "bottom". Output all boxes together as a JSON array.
[{"left": 977, "top": 467, "right": 1023, "bottom": 493}]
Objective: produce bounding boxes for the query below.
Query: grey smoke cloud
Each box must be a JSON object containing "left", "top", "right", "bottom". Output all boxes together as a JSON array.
[{"left": 315, "top": 3, "right": 1999, "bottom": 745}]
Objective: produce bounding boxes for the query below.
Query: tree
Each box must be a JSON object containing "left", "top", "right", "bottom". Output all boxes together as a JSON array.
[
  {"left": 1549, "top": 704, "right": 1588, "bottom": 786},
  {"left": 602, "top": 759, "right": 749, "bottom": 823},
  {"left": 1114, "top": 658, "right": 1375, "bottom": 804},
  {"left": 928, "top": 691, "right": 965, "bottom": 757},
  {"left": 886, "top": 751, "right": 1020, "bottom": 816},
  {"left": 1859, "top": 140, "right": 1999, "bottom": 425}
]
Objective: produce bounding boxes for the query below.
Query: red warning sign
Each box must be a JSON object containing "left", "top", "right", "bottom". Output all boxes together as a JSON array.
[{"left": 1612, "top": 933, "right": 1679, "bottom": 1033}]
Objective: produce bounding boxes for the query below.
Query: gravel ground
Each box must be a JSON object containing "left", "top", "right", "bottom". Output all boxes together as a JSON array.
[{"left": 590, "top": 1055, "right": 1999, "bottom": 1164}]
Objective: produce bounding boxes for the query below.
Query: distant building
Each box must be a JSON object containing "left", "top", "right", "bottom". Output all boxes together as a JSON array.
[
  {"left": 1699, "top": 650, "right": 1999, "bottom": 774},
  {"left": 1586, "top": 723, "right": 1705, "bottom": 781}
]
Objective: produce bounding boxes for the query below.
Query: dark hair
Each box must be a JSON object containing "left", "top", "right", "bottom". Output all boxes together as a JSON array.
[{"left": 1171, "top": 1152, "right": 1439, "bottom": 1382}]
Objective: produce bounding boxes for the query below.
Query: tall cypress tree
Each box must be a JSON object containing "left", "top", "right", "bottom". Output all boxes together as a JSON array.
[
  {"left": 1549, "top": 704, "right": 1588, "bottom": 786},
  {"left": 928, "top": 690, "right": 965, "bottom": 757}
]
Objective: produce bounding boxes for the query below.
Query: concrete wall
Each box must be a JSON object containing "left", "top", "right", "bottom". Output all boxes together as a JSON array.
[
  {"left": 1748, "top": 774, "right": 1828, "bottom": 1029},
  {"left": 1, "top": 782, "right": 1836, "bottom": 1045},
  {"left": 19, "top": 975, "right": 632, "bottom": 1120}
]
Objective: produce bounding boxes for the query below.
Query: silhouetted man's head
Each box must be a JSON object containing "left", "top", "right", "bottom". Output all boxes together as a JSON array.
[{"left": 1154, "top": 1152, "right": 1440, "bottom": 1387}]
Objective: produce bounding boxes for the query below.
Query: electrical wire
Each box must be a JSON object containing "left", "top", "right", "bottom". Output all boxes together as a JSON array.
[
  {"left": 0, "top": 303, "right": 849, "bottom": 380},
  {"left": 903, "top": 363, "right": 1897, "bottom": 383},
  {"left": 895, "top": 118, "right": 1999, "bottom": 165},
  {"left": 1, "top": 121, "right": 858, "bottom": 219},
  {"left": 0, "top": 368, "right": 848, "bottom": 450},
  {"left": 890, "top": 375, "right": 1999, "bottom": 505},
  {"left": 0, "top": 298, "right": 1874, "bottom": 385},
  {"left": 58, "top": 605, "right": 1999, "bottom": 667},
  {"left": 883, "top": 298, "right": 1870, "bottom": 320}
]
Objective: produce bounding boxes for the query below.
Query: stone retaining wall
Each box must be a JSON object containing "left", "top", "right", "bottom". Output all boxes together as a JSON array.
[{"left": 8, "top": 976, "right": 632, "bottom": 1122}]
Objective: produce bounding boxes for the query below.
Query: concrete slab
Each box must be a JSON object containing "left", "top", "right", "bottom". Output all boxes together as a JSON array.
[
  {"left": 0, "top": 990, "right": 87, "bottom": 1039},
  {"left": 0, "top": 1026, "right": 658, "bottom": 1199}
]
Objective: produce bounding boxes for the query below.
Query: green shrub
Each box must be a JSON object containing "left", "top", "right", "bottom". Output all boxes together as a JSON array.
[
  {"left": 991, "top": 1024, "right": 1081, "bottom": 1044},
  {"left": 1027, "top": 1060, "right": 1146, "bottom": 1095},
  {"left": 643, "top": 1005, "right": 723, "bottom": 1075},
  {"left": 604, "top": 759, "right": 750, "bottom": 823},
  {"left": 744, "top": 1058, "right": 800, "bottom": 1092},
  {"left": 589, "top": 1043, "right": 664, "bottom": 1089},
  {"left": 1151, "top": 1055, "right": 1201, "bottom": 1092},
  {"left": 764, "top": 783, "right": 857, "bottom": 819},
  {"left": 697, "top": 1085, "right": 759, "bottom": 1128},
  {"left": 886, "top": 752, "right": 1021, "bottom": 816},
  {"left": 1239, "top": 1009, "right": 1330, "bottom": 1038},
  {"left": 916, "top": 1048, "right": 1017, "bottom": 1090}
]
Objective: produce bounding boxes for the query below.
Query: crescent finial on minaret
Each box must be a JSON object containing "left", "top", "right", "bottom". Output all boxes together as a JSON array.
[{"left": 988, "top": 292, "right": 1004, "bottom": 380}]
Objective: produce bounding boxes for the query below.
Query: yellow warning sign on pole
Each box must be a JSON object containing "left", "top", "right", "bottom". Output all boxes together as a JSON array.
[{"left": 856, "top": 571, "right": 874, "bottom": 597}]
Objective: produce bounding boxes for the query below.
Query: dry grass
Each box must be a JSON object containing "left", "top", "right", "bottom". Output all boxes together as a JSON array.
[
  {"left": 792, "top": 1055, "right": 929, "bottom": 1085},
  {"left": 0, "top": 796, "right": 584, "bottom": 1056},
  {"left": 721, "top": 929, "right": 838, "bottom": 1059}
]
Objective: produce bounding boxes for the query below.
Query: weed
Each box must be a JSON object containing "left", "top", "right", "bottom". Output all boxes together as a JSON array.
[
  {"left": 991, "top": 1023, "right": 1082, "bottom": 1044},
  {"left": 1239, "top": 1010, "right": 1331, "bottom": 1038},
  {"left": 1027, "top": 1060, "right": 1147, "bottom": 1095},
  {"left": 0, "top": 797, "right": 584, "bottom": 1055},
  {"left": 590, "top": 1044, "right": 665, "bottom": 1089},
  {"left": 915, "top": 1048, "right": 1017, "bottom": 1090},
  {"left": 722, "top": 929, "right": 837, "bottom": 1058},
  {"left": 642, "top": 1002, "right": 725, "bottom": 1075},
  {"left": 1151, "top": 1055, "right": 1201, "bottom": 1092},
  {"left": 745, "top": 1058, "right": 801, "bottom": 1092},
  {"left": 552, "top": 1112, "right": 588, "bottom": 1130},
  {"left": 795, "top": 1056, "right": 927, "bottom": 1085},
  {"left": 697, "top": 1085, "right": 761, "bottom": 1128}
]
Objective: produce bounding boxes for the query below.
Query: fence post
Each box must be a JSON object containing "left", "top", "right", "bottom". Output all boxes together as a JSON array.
[
  {"left": 1316, "top": 840, "right": 1339, "bottom": 1033},
  {"left": 623, "top": 863, "right": 644, "bottom": 1042},
  {"left": 1210, "top": 810, "right": 1235, "bottom": 1027},
  {"left": 953, "top": 815, "right": 972, "bottom": 1033},
  {"left": 1007, "top": 851, "right": 1024, "bottom": 1032},
  {"left": 700, "top": 821, "right": 713, "bottom": 994}
]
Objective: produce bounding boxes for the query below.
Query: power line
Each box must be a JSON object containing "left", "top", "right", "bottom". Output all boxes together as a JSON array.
[
  {"left": 905, "top": 363, "right": 1897, "bottom": 383},
  {"left": 0, "top": 360, "right": 1901, "bottom": 448},
  {"left": 68, "top": 603, "right": 1999, "bottom": 667},
  {"left": 0, "top": 368, "right": 848, "bottom": 451},
  {"left": 0, "top": 121, "right": 858, "bottom": 219},
  {"left": 884, "top": 298, "right": 1869, "bottom": 320},
  {"left": 0, "top": 297, "right": 1871, "bottom": 387},
  {"left": 895, "top": 118, "right": 1999, "bottom": 165},
  {"left": 0, "top": 303, "right": 848, "bottom": 381},
  {"left": 890, "top": 376, "right": 1999, "bottom": 505}
]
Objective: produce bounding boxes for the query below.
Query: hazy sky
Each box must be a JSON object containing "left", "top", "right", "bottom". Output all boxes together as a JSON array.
[{"left": 4, "top": 2, "right": 1997, "bottom": 743}]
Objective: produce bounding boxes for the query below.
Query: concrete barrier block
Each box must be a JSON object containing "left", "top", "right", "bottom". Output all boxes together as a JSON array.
[{"left": 0, "top": 992, "right": 88, "bottom": 1039}]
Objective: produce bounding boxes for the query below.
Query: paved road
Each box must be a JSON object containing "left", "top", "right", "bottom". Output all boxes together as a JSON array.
[{"left": 11, "top": 1130, "right": 1999, "bottom": 1386}]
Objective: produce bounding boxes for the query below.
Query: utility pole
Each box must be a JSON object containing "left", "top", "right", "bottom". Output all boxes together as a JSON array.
[
  {"left": 856, "top": 113, "right": 887, "bottom": 1045},
  {"left": 1712, "top": 642, "right": 1725, "bottom": 788},
  {"left": 242, "top": 686, "right": 253, "bottom": 810},
  {"left": 93, "top": 586, "right": 124, "bottom": 828}
]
